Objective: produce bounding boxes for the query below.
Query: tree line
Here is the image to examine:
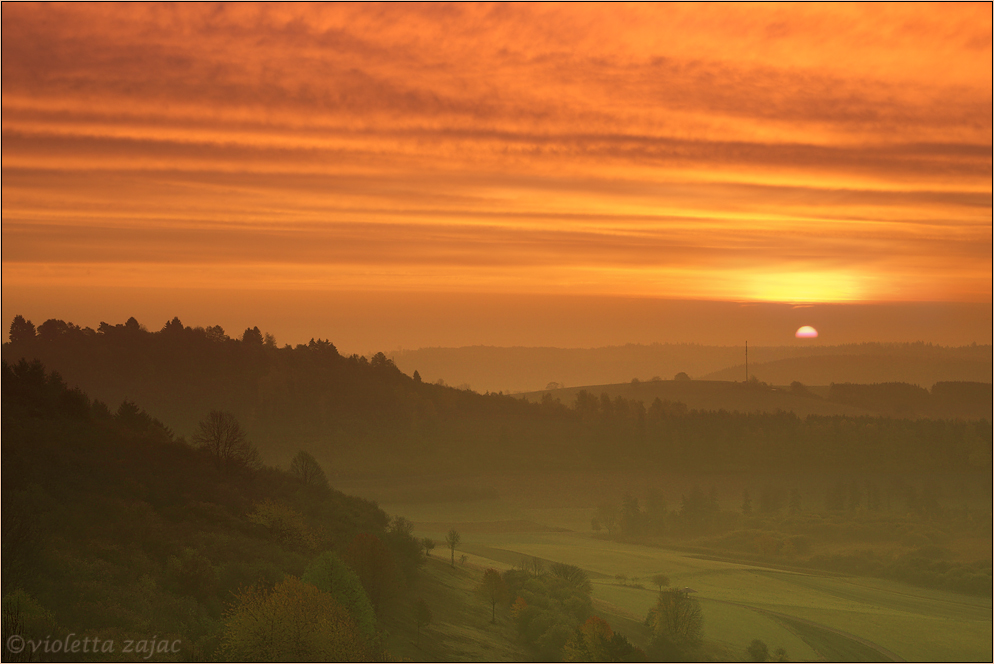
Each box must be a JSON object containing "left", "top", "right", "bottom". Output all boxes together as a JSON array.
[{"left": 4, "top": 315, "right": 990, "bottom": 479}]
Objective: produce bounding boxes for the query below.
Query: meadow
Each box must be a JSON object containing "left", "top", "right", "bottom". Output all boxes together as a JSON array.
[{"left": 369, "top": 496, "right": 993, "bottom": 662}]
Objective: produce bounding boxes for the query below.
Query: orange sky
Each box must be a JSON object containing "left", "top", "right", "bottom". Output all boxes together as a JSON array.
[{"left": 2, "top": 3, "right": 991, "bottom": 349}]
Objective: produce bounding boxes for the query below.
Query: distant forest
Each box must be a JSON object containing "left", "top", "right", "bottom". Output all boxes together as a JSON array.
[{"left": 4, "top": 315, "right": 990, "bottom": 480}]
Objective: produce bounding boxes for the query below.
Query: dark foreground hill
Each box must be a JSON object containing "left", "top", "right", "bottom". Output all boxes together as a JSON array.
[{"left": 1, "top": 359, "right": 432, "bottom": 661}]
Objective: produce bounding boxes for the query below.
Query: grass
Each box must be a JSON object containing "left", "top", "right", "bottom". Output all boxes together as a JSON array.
[
  {"left": 390, "top": 502, "right": 992, "bottom": 662},
  {"left": 380, "top": 556, "right": 526, "bottom": 662}
]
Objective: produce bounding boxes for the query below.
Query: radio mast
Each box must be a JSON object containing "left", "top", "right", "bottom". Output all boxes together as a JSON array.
[{"left": 745, "top": 340, "right": 749, "bottom": 383}]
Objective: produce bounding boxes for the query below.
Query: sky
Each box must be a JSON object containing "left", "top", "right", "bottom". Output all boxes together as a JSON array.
[{"left": 2, "top": 3, "right": 991, "bottom": 351}]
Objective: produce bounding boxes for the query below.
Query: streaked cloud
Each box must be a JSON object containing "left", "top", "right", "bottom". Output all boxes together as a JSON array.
[{"left": 2, "top": 2, "right": 991, "bottom": 321}]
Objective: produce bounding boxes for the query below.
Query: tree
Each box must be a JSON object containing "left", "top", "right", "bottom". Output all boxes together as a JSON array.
[
  {"left": 343, "top": 533, "right": 399, "bottom": 613},
  {"left": 563, "top": 616, "right": 646, "bottom": 662},
  {"left": 161, "top": 316, "right": 184, "bottom": 335},
  {"left": 302, "top": 551, "right": 376, "bottom": 638},
  {"left": 386, "top": 516, "right": 424, "bottom": 582},
  {"left": 563, "top": 615, "right": 613, "bottom": 661},
  {"left": 422, "top": 537, "right": 436, "bottom": 557},
  {"left": 596, "top": 503, "right": 619, "bottom": 537},
  {"left": 220, "top": 576, "right": 371, "bottom": 661},
  {"left": 549, "top": 563, "right": 592, "bottom": 596},
  {"left": 8, "top": 315, "right": 35, "bottom": 344},
  {"left": 37, "top": 318, "right": 71, "bottom": 341},
  {"left": 645, "top": 488, "right": 668, "bottom": 535},
  {"left": 192, "top": 410, "right": 261, "bottom": 471},
  {"left": 674, "top": 371, "right": 690, "bottom": 381},
  {"left": 242, "top": 326, "right": 263, "bottom": 345},
  {"left": 445, "top": 528, "right": 460, "bottom": 567},
  {"left": 646, "top": 589, "right": 703, "bottom": 655},
  {"left": 413, "top": 598, "right": 432, "bottom": 647},
  {"left": 619, "top": 493, "right": 644, "bottom": 537},
  {"left": 477, "top": 568, "right": 509, "bottom": 623},
  {"left": 747, "top": 638, "right": 770, "bottom": 662},
  {"left": 289, "top": 450, "right": 329, "bottom": 489},
  {"left": 651, "top": 574, "right": 670, "bottom": 592}
]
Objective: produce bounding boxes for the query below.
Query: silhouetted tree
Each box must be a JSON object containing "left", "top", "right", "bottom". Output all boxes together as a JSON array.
[
  {"left": 651, "top": 574, "right": 670, "bottom": 592},
  {"left": 242, "top": 326, "right": 263, "bottom": 345},
  {"left": 445, "top": 529, "right": 460, "bottom": 567},
  {"left": 8, "top": 316, "right": 35, "bottom": 344},
  {"left": 477, "top": 568, "right": 509, "bottom": 623},
  {"left": 674, "top": 372, "right": 690, "bottom": 381},
  {"left": 289, "top": 450, "right": 329, "bottom": 489},
  {"left": 192, "top": 410, "right": 261, "bottom": 471},
  {"left": 422, "top": 537, "right": 435, "bottom": 557},
  {"left": 161, "top": 317, "right": 184, "bottom": 335}
]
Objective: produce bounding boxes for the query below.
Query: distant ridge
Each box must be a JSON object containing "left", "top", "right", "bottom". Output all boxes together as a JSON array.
[
  {"left": 702, "top": 352, "right": 991, "bottom": 388},
  {"left": 389, "top": 343, "right": 992, "bottom": 394}
]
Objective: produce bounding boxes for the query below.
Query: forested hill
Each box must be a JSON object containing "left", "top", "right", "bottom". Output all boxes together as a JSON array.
[
  {"left": 3, "top": 315, "right": 990, "bottom": 480},
  {"left": 1, "top": 359, "right": 424, "bottom": 661}
]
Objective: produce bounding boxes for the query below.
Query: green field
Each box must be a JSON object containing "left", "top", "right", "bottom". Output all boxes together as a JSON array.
[{"left": 387, "top": 501, "right": 992, "bottom": 662}]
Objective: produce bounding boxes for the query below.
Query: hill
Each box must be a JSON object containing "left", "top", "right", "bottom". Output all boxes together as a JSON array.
[
  {"left": 3, "top": 315, "right": 989, "bottom": 482},
  {"left": 520, "top": 378, "right": 992, "bottom": 421},
  {"left": 1, "top": 359, "right": 424, "bottom": 661},
  {"left": 702, "top": 352, "right": 992, "bottom": 389},
  {"left": 389, "top": 343, "right": 992, "bottom": 394}
]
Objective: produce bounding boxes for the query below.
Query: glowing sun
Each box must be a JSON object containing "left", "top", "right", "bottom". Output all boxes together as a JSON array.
[{"left": 795, "top": 326, "right": 819, "bottom": 339}]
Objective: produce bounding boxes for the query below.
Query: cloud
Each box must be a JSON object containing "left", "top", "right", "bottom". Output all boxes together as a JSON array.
[{"left": 1, "top": 3, "right": 990, "bottom": 307}]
